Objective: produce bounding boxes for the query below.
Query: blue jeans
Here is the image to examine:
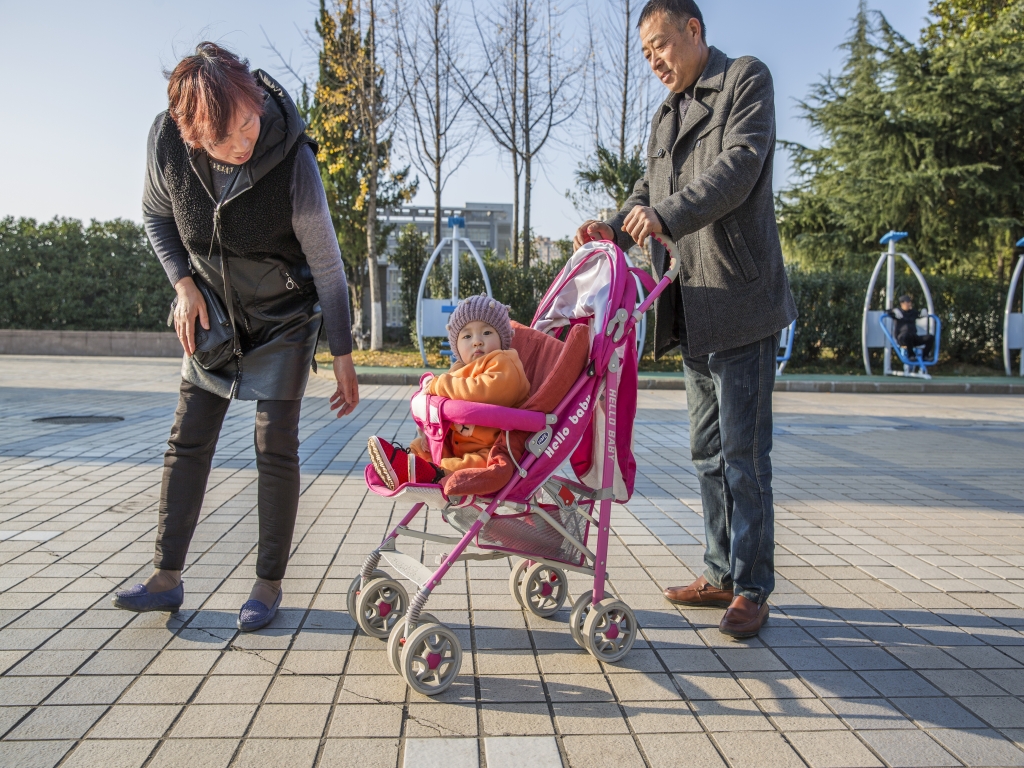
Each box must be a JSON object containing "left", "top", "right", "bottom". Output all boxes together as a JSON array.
[{"left": 683, "top": 333, "right": 778, "bottom": 605}]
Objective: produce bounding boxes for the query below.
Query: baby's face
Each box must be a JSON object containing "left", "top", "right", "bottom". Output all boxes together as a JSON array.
[{"left": 457, "top": 320, "right": 502, "bottom": 362}]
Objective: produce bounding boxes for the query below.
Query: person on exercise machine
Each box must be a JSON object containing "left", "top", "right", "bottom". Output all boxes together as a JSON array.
[{"left": 886, "top": 295, "right": 934, "bottom": 358}]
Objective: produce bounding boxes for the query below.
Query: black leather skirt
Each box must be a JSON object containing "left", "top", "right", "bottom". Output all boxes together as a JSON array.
[{"left": 182, "top": 252, "right": 322, "bottom": 401}]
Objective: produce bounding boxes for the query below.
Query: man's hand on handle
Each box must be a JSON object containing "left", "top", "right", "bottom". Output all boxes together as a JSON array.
[
  {"left": 173, "top": 276, "right": 209, "bottom": 357},
  {"left": 330, "top": 354, "right": 360, "bottom": 418},
  {"left": 572, "top": 220, "right": 615, "bottom": 251},
  {"left": 622, "top": 206, "right": 664, "bottom": 245}
]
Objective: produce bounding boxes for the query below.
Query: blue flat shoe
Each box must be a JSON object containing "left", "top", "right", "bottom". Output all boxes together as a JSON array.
[
  {"left": 237, "top": 588, "right": 283, "bottom": 631},
  {"left": 112, "top": 581, "right": 184, "bottom": 613}
]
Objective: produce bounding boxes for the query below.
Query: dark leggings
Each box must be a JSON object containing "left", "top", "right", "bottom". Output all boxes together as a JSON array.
[{"left": 154, "top": 379, "right": 302, "bottom": 581}]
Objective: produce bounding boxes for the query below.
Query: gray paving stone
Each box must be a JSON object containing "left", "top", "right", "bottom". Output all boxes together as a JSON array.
[
  {"left": 826, "top": 697, "right": 916, "bottom": 730},
  {"left": 928, "top": 728, "right": 1024, "bottom": 767},
  {"left": 61, "top": 739, "right": 157, "bottom": 768},
  {"left": 483, "top": 736, "right": 562, "bottom": 768},
  {"left": 403, "top": 737, "right": 479, "bottom": 768},
  {"left": 637, "top": 734, "right": 724, "bottom": 767},
  {"left": 479, "top": 702, "right": 555, "bottom": 736},
  {"left": 712, "top": 731, "right": 802, "bottom": 768},
  {"left": 859, "top": 729, "right": 960, "bottom": 767},
  {"left": 0, "top": 740, "right": 74, "bottom": 768},
  {"left": 44, "top": 674, "right": 134, "bottom": 705},
  {"left": 147, "top": 739, "right": 238, "bottom": 768},
  {"left": 234, "top": 738, "right": 319, "bottom": 768},
  {"left": 320, "top": 738, "right": 400, "bottom": 768},
  {"left": 787, "top": 730, "right": 884, "bottom": 768},
  {"left": 562, "top": 734, "right": 645, "bottom": 768},
  {"left": 892, "top": 696, "right": 987, "bottom": 729},
  {"left": 6, "top": 703, "right": 107, "bottom": 740}
]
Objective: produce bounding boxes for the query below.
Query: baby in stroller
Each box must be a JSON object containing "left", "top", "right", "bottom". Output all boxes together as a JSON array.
[{"left": 368, "top": 294, "right": 531, "bottom": 489}]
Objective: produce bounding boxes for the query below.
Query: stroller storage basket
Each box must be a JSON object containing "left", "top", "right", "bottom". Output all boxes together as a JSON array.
[{"left": 443, "top": 503, "right": 591, "bottom": 567}]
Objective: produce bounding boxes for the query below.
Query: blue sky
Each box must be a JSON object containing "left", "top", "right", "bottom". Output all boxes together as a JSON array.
[{"left": 0, "top": 0, "right": 932, "bottom": 240}]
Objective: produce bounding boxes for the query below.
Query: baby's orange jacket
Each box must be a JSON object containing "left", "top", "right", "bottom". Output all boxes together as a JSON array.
[{"left": 428, "top": 348, "right": 531, "bottom": 459}]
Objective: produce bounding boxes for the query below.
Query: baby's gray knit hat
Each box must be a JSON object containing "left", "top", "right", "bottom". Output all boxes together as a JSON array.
[{"left": 446, "top": 294, "right": 513, "bottom": 362}]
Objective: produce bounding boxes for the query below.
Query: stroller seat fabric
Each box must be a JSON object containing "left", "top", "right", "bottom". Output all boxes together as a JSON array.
[{"left": 441, "top": 321, "right": 591, "bottom": 499}]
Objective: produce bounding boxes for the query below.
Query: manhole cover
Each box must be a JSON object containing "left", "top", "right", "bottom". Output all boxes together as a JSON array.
[{"left": 32, "top": 416, "right": 124, "bottom": 425}]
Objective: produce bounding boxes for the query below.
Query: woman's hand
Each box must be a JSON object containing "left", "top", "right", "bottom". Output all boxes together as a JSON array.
[
  {"left": 330, "top": 354, "right": 359, "bottom": 418},
  {"left": 173, "top": 276, "right": 209, "bottom": 357}
]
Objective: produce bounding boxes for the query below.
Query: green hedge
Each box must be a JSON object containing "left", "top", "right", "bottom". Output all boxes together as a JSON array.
[
  {"left": 788, "top": 268, "right": 1004, "bottom": 368},
  {"left": 0, "top": 217, "right": 172, "bottom": 331},
  {"left": 0, "top": 216, "right": 1008, "bottom": 371}
]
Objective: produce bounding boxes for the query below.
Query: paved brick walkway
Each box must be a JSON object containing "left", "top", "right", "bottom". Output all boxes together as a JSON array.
[{"left": 1, "top": 355, "right": 1023, "bottom": 768}]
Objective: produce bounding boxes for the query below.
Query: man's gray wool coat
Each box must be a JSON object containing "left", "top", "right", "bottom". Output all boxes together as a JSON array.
[{"left": 605, "top": 46, "right": 798, "bottom": 359}]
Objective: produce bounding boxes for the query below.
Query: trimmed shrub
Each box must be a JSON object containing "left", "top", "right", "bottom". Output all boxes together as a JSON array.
[
  {"left": 787, "top": 267, "right": 1003, "bottom": 368},
  {"left": 0, "top": 216, "right": 171, "bottom": 331}
]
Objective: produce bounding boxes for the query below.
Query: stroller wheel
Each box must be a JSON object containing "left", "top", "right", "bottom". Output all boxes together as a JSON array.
[
  {"left": 569, "top": 590, "right": 594, "bottom": 649},
  {"left": 582, "top": 598, "right": 637, "bottom": 663},
  {"left": 355, "top": 577, "right": 409, "bottom": 639},
  {"left": 520, "top": 563, "right": 568, "bottom": 618},
  {"left": 346, "top": 569, "right": 388, "bottom": 623},
  {"left": 400, "top": 622, "right": 463, "bottom": 696},
  {"left": 387, "top": 612, "right": 438, "bottom": 673},
  {"left": 508, "top": 559, "right": 529, "bottom": 607}
]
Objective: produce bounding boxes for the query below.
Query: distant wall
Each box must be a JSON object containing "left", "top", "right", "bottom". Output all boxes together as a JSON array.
[{"left": 0, "top": 330, "right": 181, "bottom": 358}]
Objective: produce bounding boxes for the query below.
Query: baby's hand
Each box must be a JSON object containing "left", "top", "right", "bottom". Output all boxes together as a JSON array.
[{"left": 453, "top": 423, "right": 475, "bottom": 437}]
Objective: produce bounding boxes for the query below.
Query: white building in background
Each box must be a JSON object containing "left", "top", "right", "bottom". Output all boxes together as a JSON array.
[
  {"left": 379, "top": 202, "right": 514, "bottom": 259},
  {"left": 374, "top": 202, "right": 513, "bottom": 328}
]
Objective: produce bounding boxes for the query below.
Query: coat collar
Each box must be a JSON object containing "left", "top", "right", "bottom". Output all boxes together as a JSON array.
[
  {"left": 653, "top": 46, "right": 728, "bottom": 154},
  {"left": 657, "top": 46, "right": 728, "bottom": 115}
]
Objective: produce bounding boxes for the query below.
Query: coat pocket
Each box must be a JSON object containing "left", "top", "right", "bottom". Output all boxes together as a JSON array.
[{"left": 722, "top": 215, "right": 760, "bottom": 283}]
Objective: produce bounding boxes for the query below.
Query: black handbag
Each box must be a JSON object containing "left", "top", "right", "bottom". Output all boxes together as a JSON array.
[
  {"left": 168, "top": 275, "right": 235, "bottom": 370},
  {"left": 167, "top": 171, "right": 242, "bottom": 372}
]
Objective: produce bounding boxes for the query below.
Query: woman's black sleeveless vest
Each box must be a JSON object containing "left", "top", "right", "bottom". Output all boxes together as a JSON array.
[
  {"left": 158, "top": 117, "right": 309, "bottom": 266},
  {"left": 156, "top": 116, "right": 323, "bottom": 401}
]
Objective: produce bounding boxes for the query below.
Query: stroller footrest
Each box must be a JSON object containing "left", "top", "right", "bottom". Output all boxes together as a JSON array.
[{"left": 382, "top": 551, "right": 436, "bottom": 588}]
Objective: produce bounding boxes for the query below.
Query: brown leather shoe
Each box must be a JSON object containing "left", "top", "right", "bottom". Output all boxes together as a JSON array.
[
  {"left": 719, "top": 595, "right": 769, "bottom": 638},
  {"left": 663, "top": 576, "right": 734, "bottom": 608}
]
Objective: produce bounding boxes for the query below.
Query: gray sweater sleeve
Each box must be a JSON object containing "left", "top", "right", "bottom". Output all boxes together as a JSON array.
[
  {"left": 291, "top": 144, "right": 353, "bottom": 357},
  {"left": 142, "top": 113, "right": 192, "bottom": 287}
]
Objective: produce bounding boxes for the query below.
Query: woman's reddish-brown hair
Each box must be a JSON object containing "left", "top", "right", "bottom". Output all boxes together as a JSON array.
[{"left": 166, "top": 42, "right": 266, "bottom": 149}]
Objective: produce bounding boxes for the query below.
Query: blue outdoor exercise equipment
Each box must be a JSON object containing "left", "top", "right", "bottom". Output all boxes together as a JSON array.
[
  {"left": 415, "top": 216, "right": 492, "bottom": 367},
  {"left": 776, "top": 320, "right": 796, "bottom": 375},
  {"left": 862, "top": 232, "right": 941, "bottom": 379},
  {"left": 1004, "top": 237, "right": 1024, "bottom": 376}
]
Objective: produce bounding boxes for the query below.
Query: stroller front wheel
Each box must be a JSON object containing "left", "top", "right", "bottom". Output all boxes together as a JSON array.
[
  {"left": 400, "top": 622, "right": 463, "bottom": 696},
  {"left": 520, "top": 563, "right": 568, "bottom": 618},
  {"left": 569, "top": 590, "right": 594, "bottom": 649},
  {"left": 355, "top": 577, "right": 409, "bottom": 639},
  {"left": 346, "top": 569, "right": 388, "bottom": 623},
  {"left": 582, "top": 598, "right": 637, "bottom": 663},
  {"left": 508, "top": 559, "right": 529, "bottom": 608},
  {"left": 387, "top": 612, "right": 439, "bottom": 673}
]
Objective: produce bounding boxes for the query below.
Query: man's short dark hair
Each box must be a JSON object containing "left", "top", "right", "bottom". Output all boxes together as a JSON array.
[{"left": 638, "top": 0, "right": 707, "bottom": 42}]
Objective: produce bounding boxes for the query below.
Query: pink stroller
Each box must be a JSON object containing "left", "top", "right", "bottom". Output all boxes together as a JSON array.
[{"left": 349, "top": 238, "right": 679, "bottom": 695}]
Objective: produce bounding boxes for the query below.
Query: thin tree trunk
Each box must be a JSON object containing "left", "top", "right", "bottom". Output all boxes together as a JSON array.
[
  {"left": 619, "top": 0, "right": 630, "bottom": 162},
  {"left": 521, "top": 0, "right": 531, "bottom": 270},
  {"left": 510, "top": 0, "right": 521, "bottom": 266},
  {"left": 365, "top": 0, "right": 384, "bottom": 350},
  {"left": 432, "top": 3, "right": 443, "bottom": 247}
]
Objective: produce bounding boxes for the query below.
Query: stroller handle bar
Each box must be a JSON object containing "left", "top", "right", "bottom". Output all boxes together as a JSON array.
[{"left": 607, "top": 235, "right": 678, "bottom": 343}]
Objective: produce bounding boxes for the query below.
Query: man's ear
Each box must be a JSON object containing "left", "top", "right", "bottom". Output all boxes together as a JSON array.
[{"left": 687, "top": 16, "right": 702, "bottom": 42}]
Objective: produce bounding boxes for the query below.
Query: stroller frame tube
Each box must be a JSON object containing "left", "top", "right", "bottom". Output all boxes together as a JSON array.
[{"left": 591, "top": 352, "right": 621, "bottom": 604}]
